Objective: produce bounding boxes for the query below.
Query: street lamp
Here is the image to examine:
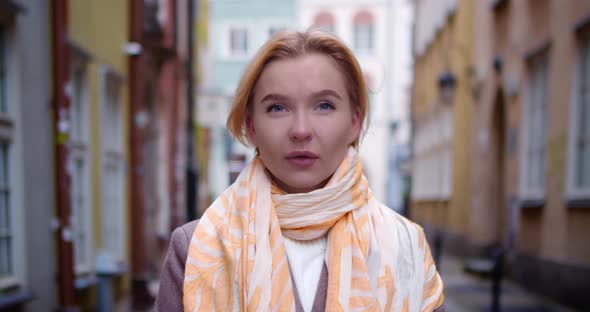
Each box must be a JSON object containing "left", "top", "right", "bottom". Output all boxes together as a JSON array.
[{"left": 438, "top": 70, "right": 457, "bottom": 104}]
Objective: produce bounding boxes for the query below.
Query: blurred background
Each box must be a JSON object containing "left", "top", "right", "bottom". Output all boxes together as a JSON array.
[{"left": 0, "top": 0, "right": 588, "bottom": 311}]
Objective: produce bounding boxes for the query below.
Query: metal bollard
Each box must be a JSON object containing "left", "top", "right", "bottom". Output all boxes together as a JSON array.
[
  {"left": 97, "top": 274, "right": 114, "bottom": 312},
  {"left": 490, "top": 246, "right": 504, "bottom": 312}
]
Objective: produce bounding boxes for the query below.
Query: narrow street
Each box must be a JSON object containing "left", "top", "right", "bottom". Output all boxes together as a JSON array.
[
  {"left": 440, "top": 254, "right": 577, "bottom": 312},
  {"left": 2, "top": 0, "right": 590, "bottom": 311}
]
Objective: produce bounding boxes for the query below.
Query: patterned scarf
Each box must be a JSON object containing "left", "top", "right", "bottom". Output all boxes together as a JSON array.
[{"left": 183, "top": 148, "right": 444, "bottom": 311}]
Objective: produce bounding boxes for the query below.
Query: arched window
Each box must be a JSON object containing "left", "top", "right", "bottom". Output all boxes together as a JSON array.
[
  {"left": 353, "top": 10, "right": 374, "bottom": 53},
  {"left": 313, "top": 11, "right": 335, "bottom": 33}
]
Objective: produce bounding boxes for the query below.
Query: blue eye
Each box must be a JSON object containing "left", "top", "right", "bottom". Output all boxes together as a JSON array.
[
  {"left": 267, "top": 104, "right": 286, "bottom": 113},
  {"left": 318, "top": 102, "right": 335, "bottom": 111}
]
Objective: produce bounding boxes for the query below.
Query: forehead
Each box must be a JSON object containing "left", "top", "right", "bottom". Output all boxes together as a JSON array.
[{"left": 253, "top": 53, "right": 348, "bottom": 100}]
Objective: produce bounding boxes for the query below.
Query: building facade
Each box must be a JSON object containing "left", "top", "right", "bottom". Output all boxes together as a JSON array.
[
  {"left": 201, "top": 0, "right": 297, "bottom": 207},
  {"left": 411, "top": 0, "right": 590, "bottom": 309},
  {"left": 0, "top": 1, "right": 55, "bottom": 311},
  {"left": 67, "top": 2, "right": 131, "bottom": 308},
  {"left": 128, "top": 0, "right": 193, "bottom": 308},
  {"left": 299, "top": 0, "right": 412, "bottom": 207},
  {"left": 410, "top": 0, "right": 473, "bottom": 242},
  {"left": 0, "top": 1, "right": 194, "bottom": 310},
  {"left": 471, "top": 0, "right": 590, "bottom": 309}
]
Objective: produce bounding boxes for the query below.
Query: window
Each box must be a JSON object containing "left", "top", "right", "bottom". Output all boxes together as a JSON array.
[
  {"left": 411, "top": 110, "right": 453, "bottom": 200},
  {"left": 0, "top": 23, "right": 23, "bottom": 290},
  {"left": 99, "top": 68, "right": 125, "bottom": 264},
  {"left": 567, "top": 39, "right": 590, "bottom": 199},
  {"left": 0, "top": 24, "right": 16, "bottom": 289},
  {"left": 69, "top": 57, "right": 93, "bottom": 274},
  {"left": 575, "top": 43, "right": 590, "bottom": 189},
  {"left": 313, "top": 11, "right": 335, "bottom": 33},
  {"left": 353, "top": 11, "right": 374, "bottom": 54},
  {"left": 0, "top": 143, "right": 11, "bottom": 280},
  {"left": 0, "top": 27, "right": 8, "bottom": 277},
  {"left": 229, "top": 28, "right": 248, "bottom": 56},
  {"left": 521, "top": 52, "right": 548, "bottom": 199}
]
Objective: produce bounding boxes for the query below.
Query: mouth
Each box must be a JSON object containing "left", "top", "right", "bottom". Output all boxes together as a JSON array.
[{"left": 285, "top": 151, "right": 319, "bottom": 168}]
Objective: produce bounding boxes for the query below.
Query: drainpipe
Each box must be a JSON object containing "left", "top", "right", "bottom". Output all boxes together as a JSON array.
[
  {"left": 51, "top": 0, "right": 78, "bottom": 310},
  {"left": 186, "top": 0, "right": 198, "bottom": 221},
  {"left": 167, "top": 0, "right": 181, "bottom": 232},
  {"left": 128, "top": 0, "right": 152, "bottom": 308}
]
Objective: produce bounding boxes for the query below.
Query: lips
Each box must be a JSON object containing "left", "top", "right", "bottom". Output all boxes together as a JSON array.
[{"left": 285, "top": 151, "right": 319, "bottom": 168}]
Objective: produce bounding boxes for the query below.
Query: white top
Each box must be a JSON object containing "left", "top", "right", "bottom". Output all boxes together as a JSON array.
[{"left": 283, "top": 236, "right": 328, "bottom": 312}]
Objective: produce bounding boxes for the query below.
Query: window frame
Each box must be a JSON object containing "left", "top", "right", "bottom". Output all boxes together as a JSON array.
[
  {"left": 0, "top": 22, "right": 25, "bottom": 291},
  {"left": 0, "top": 139, "right": 16, "bottom": 289},
  {"left": 352, "top": 11, "right": 375, "bottom": 55},
  {"left": 353, "top": 23, "right": 374, "bottom": 54},
  {"left": 411, "top": 110, "right": 454, "bottom": 201},
  {"left": 519, "top": 50, "right": 550, "bottom": 202},
  {"left": 566, "top": 37, "right": 590, "bottom": 201},
  {"left": 69, "top": 53, "right": 94, "bottom": 275},
  {"left": 98, "top": 66, "right": 126, "bottom": 266},
  {"left": 228, "top": 27, "right": 249, "bottom": 59}
]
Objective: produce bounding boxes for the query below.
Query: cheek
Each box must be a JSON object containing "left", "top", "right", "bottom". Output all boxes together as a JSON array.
[
  {"left": 249, "top": 117, "right": 272, "bottom": 145},
  {"left": 253, "top": 123, "right": 282, "bottom": 152},
  {"left": 316, "top": 125, "right": 351, "bottom": 162},
  {"left": 326, "top": 117, "right": 356, "bottom": 143}
]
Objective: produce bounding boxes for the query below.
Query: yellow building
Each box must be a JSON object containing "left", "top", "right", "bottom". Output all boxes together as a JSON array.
[
  {"left": 68, "top": 0, "right": 131, "bottom": 309},
  {"left": 412, "top": 0, "right": 590, "bottom": 309},
  {"left": 410, "top": 0, "right": 474, "bottom": 249},
  {"left": 469, "top": 1, "right": 590, "bottom": 309}
]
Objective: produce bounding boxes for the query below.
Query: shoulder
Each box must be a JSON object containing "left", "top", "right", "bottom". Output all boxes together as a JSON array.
[
  {"left": 155, "top": 219, "right": 200, "bottom": 311},
  {"left": 168, "top": 219, "right": 200, "bottom": 259},
  {"left": 377, "top": 203, "right": 425, "bottom": 238},
  {"left": 174, "top": 219, "right": 200, "bottom": 241},
  {"left": 374, "top": 203, "right": 429, "bottom": 256}
]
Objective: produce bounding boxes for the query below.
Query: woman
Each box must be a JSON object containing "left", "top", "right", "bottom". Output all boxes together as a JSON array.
[{"left": 156, "top": 29, "right": 444, "bottom": 312}]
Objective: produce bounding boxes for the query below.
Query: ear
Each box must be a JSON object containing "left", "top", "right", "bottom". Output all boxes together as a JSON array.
[
  {"left": 246, "top": 114, "right": 257, "bottom": 146},
  {"left": 349, "top": 109, "right": 361, "bottom": 145}
]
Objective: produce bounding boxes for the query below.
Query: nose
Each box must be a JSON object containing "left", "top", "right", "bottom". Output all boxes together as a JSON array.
[{"left": 289, "top": 112, "right": 312, "bottom": 142}]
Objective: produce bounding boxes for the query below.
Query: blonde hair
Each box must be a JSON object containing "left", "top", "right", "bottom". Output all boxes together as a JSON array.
[{"left": 226, "top": 29, "right": 369, "bottom": 148}]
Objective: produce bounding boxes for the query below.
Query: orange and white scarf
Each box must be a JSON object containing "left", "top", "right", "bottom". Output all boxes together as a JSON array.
[{"left": 183, "top": 148, "right": 444, "bottom": 311}]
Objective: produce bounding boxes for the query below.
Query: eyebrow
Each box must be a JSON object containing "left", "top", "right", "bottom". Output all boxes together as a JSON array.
[
  {"left": 259, "top": 89, "right": 343, "bottom": 104},
  {"left": 260, "top": 93, "right": 289, "bottom": 104},
  {"left": 311, "top": 89, "right": 343, "bottom": 100}
]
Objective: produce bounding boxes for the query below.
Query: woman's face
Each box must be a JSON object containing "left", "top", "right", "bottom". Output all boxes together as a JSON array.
[{"left": 247, "top": 53, "right": 360, "bottom": 193}]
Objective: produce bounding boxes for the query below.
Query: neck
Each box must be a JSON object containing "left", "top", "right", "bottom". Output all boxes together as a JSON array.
[{"left": 270, "top": 174, "right": 332, "bottom": 194}]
